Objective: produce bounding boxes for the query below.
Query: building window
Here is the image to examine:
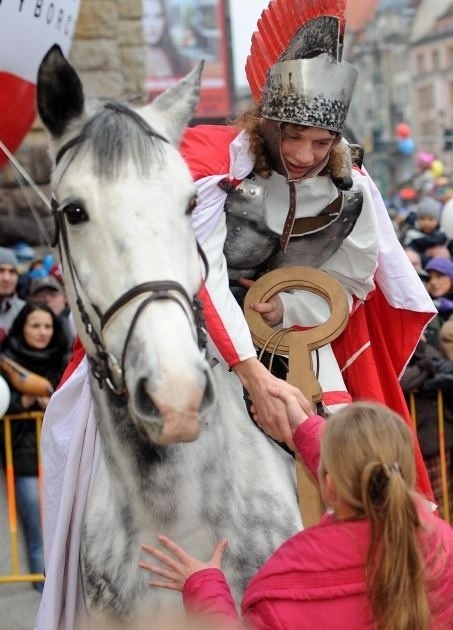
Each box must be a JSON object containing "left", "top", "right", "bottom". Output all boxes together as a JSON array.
[
  {"left": 419, "top": 121, "right": 437, "bottom": 148},
  {"left": 448, "top": 47, "right": 453, "bottom": 68},
  {"left": 418, "top": 84, "right": 434, "bottom": 110},
  {"left": 432, "top": 49, "right": 440, "bottom": 71},
  {"left": 416, "top": 52, "right": 425, "bottom": 74}
]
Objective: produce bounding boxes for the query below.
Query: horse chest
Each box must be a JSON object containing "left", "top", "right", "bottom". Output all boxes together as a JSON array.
[{"left": 80, "top": 440, "right": 219, "bottom": 617}]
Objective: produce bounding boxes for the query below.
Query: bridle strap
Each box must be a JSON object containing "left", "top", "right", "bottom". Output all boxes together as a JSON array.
[
  {"left": 100, "top": 281, "right": 194, "bottom": 332},
  {"left": 119, "top": 288, "right": 200, "bottom": 386}
]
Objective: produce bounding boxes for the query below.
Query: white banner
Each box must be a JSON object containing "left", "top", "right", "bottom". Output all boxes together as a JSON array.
[{"left": 0, "top": 0, "right": 81, "bottom": 83}]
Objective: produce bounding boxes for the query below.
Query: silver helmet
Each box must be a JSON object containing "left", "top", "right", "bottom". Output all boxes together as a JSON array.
[
  {"left": 261, "top": 54, "right": 357, "bottom": 133},
  {"left": 247, "top": 11, "right": 358, "bottom": 134}
]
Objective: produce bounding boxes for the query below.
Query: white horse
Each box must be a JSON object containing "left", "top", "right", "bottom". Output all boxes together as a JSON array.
[{"left": 37, "top": 46, "right": 301, "bottom": 627}]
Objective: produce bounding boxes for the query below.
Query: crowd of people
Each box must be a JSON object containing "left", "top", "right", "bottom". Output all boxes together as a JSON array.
[
  {"left": 0, "top": 244, "right": 74, "bottom": 592},
  {"left": 389, "top": 159, "right": 453, "bottom": 518}
]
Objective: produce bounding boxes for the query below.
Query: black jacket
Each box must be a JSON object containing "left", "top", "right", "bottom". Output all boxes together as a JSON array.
[
  {"left": 1, "top": 335, "right": 67, "bottom": 476},
  {"left": 401, "top": 338, "right": 453, "bottom": 458}
]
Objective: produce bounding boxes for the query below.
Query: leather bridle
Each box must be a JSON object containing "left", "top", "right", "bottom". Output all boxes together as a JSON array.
[{"left": 51, "top": 102, "right": 208, "bottom": 399}]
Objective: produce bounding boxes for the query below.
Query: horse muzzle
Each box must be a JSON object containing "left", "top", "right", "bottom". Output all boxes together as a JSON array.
[{"left": 130, "top": 363, "right": 216, "bottom": 445}]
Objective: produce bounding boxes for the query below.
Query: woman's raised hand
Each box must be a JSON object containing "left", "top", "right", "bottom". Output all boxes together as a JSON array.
[{"left": 140, "top": 535, "right": 228, "bottom": 592}]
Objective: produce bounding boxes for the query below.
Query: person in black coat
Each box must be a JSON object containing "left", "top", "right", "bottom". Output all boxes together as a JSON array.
[
  {"left": 0, "top": 302, "right": 68, "bottom": 592},
  {"left": 400, "top": 319, "right": 453, "bottom": 520}
]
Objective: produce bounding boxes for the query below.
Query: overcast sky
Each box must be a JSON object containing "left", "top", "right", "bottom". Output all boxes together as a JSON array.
[{"left": 229, "top": 0, "right": 269, "bottom": 90}]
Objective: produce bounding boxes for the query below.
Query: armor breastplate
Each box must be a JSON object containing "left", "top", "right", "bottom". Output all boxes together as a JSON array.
[{"left": 224, "top": 173, "right": 363, "bottom": 290}]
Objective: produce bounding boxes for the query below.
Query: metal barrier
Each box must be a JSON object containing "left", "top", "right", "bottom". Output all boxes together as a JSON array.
[
  {"left": 410, "top": 391, "right": 451, "bottom": 524},
  {"left": 0, "top": 411, "right": 45, "bottom": 586}
]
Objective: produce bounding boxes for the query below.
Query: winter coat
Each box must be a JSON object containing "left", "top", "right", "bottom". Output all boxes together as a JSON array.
[
  {"left": 0, "top": 335, "right": 66, "bottom": 476},
  {"left": 0, "top": 295, "right": 25, "bottom": 344},
  {"left": 183, "top": 417, "right": 453, "bottom": 629},
  {"left": 401, "top": 338, "right": 453, "bottom": 458},
  {"left": 401, "top": 224, "right": 447, "bottom": 261}
]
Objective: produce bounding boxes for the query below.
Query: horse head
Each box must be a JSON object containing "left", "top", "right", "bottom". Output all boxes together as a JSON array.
[{"left": 37, "top": 45, "right": 215, "bottom": 445}]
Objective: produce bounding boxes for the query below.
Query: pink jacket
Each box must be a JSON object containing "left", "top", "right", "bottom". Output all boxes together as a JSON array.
[{"left": 183, "top": 416, "right": 453, "bottom": 629}]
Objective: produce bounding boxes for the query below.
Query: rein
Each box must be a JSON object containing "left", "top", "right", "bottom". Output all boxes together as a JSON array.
[{"left": 51, "top": 103, "right": 208, "bottom": 398}]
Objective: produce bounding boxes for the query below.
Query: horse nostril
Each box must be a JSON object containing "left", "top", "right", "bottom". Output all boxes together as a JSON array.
[{"left": 135, "top": 378, "right": 159, "bottom": 417}]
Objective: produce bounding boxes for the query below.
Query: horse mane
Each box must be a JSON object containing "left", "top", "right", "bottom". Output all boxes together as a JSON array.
[{"left": 64, "top": 102, "right": 167, "bottom": 180}]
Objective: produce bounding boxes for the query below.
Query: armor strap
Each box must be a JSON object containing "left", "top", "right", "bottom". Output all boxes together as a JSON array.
[
  {"left": 291, "top": 193, "right": 343, "bottom": 236},
  {"left": 280, "top": 180, "right": 297, "bottom": 253},
  {"left": 280, "top": 186, "right": 343, "bottom": 250}
]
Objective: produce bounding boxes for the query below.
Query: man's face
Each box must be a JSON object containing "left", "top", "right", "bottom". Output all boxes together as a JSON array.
[
  {"left": 0, "top": 264, "right": 18, "bottom": 297},
  {"left": 280, "top": 125, "right": 336, "bottom": 180},
  {"left": 32, "top": 288, "right": 66, "bottom": 316}
]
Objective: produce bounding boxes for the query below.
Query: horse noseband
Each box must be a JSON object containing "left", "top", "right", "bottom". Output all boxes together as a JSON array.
[{"left": 97, "top": 280, "right": 208, "bottom": 397}]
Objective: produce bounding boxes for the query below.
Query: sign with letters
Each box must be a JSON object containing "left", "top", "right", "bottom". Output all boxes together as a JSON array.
[{"left": 0, "top": 0, "right": 81, "bottom": 168}]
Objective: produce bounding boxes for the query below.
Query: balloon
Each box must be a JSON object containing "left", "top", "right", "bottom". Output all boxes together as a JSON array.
[
  {"left": 430, "top": 159, "right": 444, "bottom": 178},
  {"left": 0, "top": 2, "right": 81, "bottom": 169},
  {"left": 0, "top": 375, "right": 11, "bottom": 417},
  {"left": 416, "top": 152, "right": 434, "bottom": 168},
  {"left": 398, "top": 137, "right": 415, "bottom": 156},
  {"left": 395, "top": 122, "right": 412, "bottom": 139}
]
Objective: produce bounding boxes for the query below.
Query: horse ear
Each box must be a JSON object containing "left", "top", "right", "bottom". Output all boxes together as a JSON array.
[
  {"left": 37, "top": 44, "right": 85, "bottom": 139},
  {"left": 149, "top": 62, "right": 204, "bottom": 144}
]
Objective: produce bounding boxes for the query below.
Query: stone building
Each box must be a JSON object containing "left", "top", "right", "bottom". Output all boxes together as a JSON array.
[
  {"left": 0, "top": 0, "right": 147, "bottom": 246},
  {"left": 411, "top": 2, "right": 453, "bottom": 173}
]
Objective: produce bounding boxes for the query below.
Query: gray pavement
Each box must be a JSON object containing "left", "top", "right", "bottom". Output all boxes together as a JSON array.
[{"left": 0, "top": 470, "right": 41, "bottom": 630}]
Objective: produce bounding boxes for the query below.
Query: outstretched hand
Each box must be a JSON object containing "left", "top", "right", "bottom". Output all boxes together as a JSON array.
[{"left": 140, "top": 535, "right": 228, "bottom": 592}]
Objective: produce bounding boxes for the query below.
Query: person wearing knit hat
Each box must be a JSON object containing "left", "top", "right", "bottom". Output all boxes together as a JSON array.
[
  {"left": 416, "top": 196, "right": 442, "bottom": 221},
  {"left": 425, "top": 257, "right": 453, "bottom": 323},
  {"left": 425, "top": 257, "right": 453, "bottom": 279},
  {"left": 0, "top": 247, "right": 25, "bottom": 344},
  {"left": 0, "top": 246, "right": 19, "bottom": 270},
  {"left": 401, "top": 196, "right": 447, "bottom": 264}
]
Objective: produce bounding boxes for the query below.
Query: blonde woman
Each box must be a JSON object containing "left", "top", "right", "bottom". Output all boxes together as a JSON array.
[{"left": 141, "top": 397, "right": 453, "bottom": 629}]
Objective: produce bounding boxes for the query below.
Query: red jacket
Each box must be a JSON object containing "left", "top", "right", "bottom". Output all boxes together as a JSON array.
[{"left": 183, "top": 417, "right": 453, "bottom": 629}]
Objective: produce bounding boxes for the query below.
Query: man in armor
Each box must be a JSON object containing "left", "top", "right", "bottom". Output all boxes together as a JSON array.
[
  {"left": 42, "top": 1, "right": 435, "bottom": 534},
  {"left": 180, "top": 3, "right": 435, "bottom": 493}
]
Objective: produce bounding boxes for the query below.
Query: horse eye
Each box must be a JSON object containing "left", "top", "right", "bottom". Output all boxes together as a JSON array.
[
  {"left": 186, "top": 195, "right": 198, "bottom": 215},
  {"left": 63, "top": 203, "right": 89, "bottom": 225}
]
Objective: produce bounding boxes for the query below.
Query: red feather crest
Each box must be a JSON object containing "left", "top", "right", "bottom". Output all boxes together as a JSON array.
[{"left": 245, "top": 0, "right": 347, "bottom": 103}]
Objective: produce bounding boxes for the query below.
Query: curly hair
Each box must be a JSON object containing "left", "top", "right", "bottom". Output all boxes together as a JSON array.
[{"left": 231, "top": 107, "right": 351, "bottom": 180}]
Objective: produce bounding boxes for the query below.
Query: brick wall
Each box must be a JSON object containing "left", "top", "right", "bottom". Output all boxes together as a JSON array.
[{"left": 0, "top": 0, "right": 146, "bottom": 246}]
